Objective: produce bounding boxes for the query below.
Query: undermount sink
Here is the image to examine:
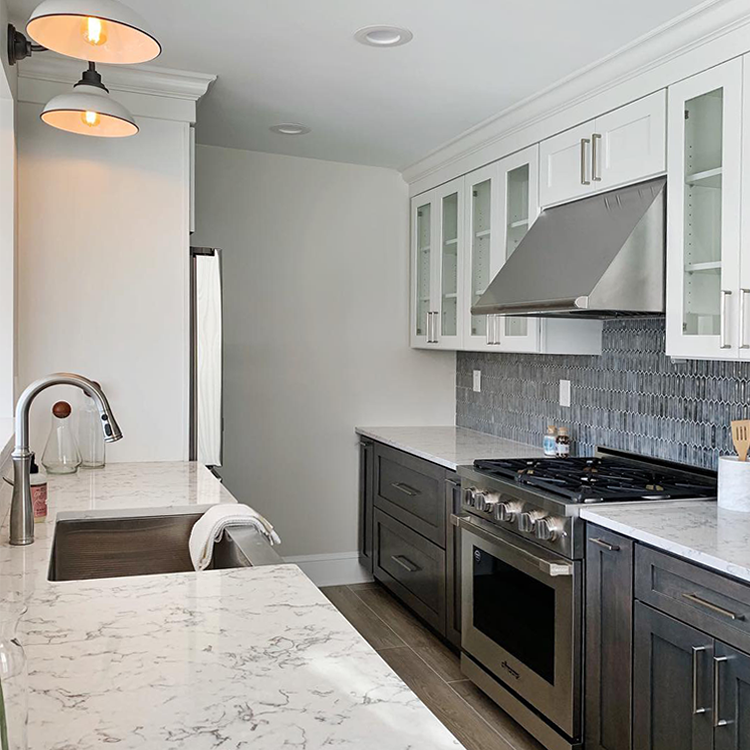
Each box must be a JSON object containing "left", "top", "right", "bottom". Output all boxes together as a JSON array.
[{"left": 48, "top": 507, "right": 282, "bottom": 582}]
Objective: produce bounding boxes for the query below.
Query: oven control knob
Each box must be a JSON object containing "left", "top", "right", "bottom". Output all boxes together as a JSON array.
[
  {"left": 464, "top": 488, "right": 478, "bottom": 507},
  {"left": 482, "top": 492, "right": 501, "bottom": 512},
  {"left": 536, "top": 516, "right": 566, "bottom": 542},
  {"left": 494, "top": 501, "right": 523, "bottom": 523},
  {"left": 518, "top": 510, "right": 547, "bottom": 534}
]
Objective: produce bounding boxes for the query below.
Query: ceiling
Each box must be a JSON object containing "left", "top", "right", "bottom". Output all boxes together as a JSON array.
[{"left": 9, "top": 0, "right": 710, "bottom": 169}]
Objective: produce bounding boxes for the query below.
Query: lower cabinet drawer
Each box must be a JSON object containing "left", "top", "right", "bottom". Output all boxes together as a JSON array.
[
  {"left": 373, "top": 508, "right": 446, "bottom": 634},
  {"left": 635, "top": 544, "right": 750, "bottom": 655}
]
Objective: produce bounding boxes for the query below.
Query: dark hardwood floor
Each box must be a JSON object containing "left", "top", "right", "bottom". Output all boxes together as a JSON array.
[{"left": 321, "top": 581, "right": 546, "bottom": 750}]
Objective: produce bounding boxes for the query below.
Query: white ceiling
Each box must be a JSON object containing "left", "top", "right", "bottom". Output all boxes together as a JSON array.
[{"left": 9, "top": 0, "right": 710, "bottom": 169}]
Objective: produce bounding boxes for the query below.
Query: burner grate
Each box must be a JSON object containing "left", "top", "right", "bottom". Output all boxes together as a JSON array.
[{"left": 473, "top": 457, "right": 717, "bottom": 503}]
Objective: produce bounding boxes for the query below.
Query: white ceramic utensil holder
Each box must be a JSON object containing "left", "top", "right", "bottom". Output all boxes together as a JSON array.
[{"left": 718, "top": 456, "right": 750, "bottom": 512}]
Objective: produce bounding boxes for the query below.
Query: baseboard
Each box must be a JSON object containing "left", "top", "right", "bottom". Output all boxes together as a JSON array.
[{"left": 283, "top": 551, "right": 374, "bottom": 587}]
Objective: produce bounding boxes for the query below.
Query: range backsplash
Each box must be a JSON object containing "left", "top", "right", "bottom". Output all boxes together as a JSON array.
[{"left": 456, "top": 318, "right": 750, "bottom": 470}]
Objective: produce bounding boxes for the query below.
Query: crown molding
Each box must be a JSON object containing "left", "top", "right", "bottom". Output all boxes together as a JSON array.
[
  {"left": 402, "top": 0, "right": 750, "bottom": 193},
  {"left": 16, "top": 54, "right": 216, "bottom": 102}
]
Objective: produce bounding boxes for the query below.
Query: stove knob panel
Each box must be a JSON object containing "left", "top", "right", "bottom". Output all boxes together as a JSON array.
[
  {"left": 535, "top": 516, "right": 566, "bottom": 542},
  {"left": 464, "top": 488, "right": 478, "bottom": 508},
  {"left": 518, "top": 509, "right": 548, "bottom": 534}
]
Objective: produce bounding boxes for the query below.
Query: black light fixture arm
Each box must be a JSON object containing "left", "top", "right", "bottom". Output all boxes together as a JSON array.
[{"left": 7, "top": 23, "right": 47, "bottom": 66}]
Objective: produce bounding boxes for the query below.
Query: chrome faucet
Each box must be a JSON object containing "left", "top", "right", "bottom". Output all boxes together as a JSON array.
[{"left": 10, "top": 373, "right": 123, "bottom": 546}]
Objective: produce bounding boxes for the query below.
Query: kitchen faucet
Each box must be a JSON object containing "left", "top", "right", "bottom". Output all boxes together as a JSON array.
[{"left": 10, "top": 374, "right": 123, "bottom": 546}]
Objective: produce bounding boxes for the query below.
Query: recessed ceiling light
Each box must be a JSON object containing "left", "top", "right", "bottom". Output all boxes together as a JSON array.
[
  {"left": 270, "top": 123, "right": 311, "bottom": 136},
  {"left": 354, "top": 25, "right": 413, "bottom": 48}
]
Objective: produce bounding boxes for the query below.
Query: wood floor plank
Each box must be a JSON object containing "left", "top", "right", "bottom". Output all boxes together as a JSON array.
[
  {"left": 320, "top": 585, "right": 405, "bottom": 651},
  {"left": 380, "top": 648, "right": 515, "bottom": 750},
  {"left": 354, "top": 585, "right": 463, "bottom": 681},
  {"left": 449, "top": 680, "right": 546, "bottom": 750},
  {"left": 347, "top": 582, "right": 380, "bottom": 592}
]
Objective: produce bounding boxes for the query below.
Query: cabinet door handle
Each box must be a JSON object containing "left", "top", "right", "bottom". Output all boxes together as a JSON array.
[
  {"left": 713, "top": 656, "right": 730, "bottom": 728},
  {"left": 741, "top": 289, "right": 750, "bottom": 349},
  {"left": 428, "top": 312, "right": 434, "bottom": 343},
  {"left": 720, "top": 290, "right": 732, "bottom": 349},
  {"left": 682, "top": 592, "right": 744, "bottom": 621},
  {"left": 590, "top": 537, "right": 620, "bottom": 552},
  {"left": 391, "top": 555, "right": 420, "bottom": 573},
  {"left": 591, "top": 133, "right": 602, "bottom": 182},
  {"left": 494, "top": 315, "right": 502, "bottom": 345},
  {"left": 580, "top": 138, "right": 591, "bottom": 185},
  {"left": 391, "top": 482, "right": 420, "bottom": 497},
  {"left": 692, "top": 646, "right": 709, "bottom": 715}
]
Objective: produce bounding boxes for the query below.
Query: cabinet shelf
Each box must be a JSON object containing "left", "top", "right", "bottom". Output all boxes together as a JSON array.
[
  {"left": 444, "top": 238, "right": 458, "bottom": 246},
  {"left": 685, "top": 261, "right": 722, "bottom": 273},
  {"left": 443, "top": 293, "right": 458, "bottom": 299},
  {"left": 419, "top": 246, "right": 431, "bottom": 253},
  {"left": 686, "top": 167, "right": 722, "bottom": 188},
  {"left": 508, "top": 219, "right": 529, "bottom": 230},
  {"left": 475, "top": 230, "right": 491, "bottom": 239}
]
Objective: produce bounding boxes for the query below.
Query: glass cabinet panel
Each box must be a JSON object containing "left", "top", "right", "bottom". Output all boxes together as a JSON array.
[
  {"left": 504, "top": 164, "right": 531, "bottom": 339},
  {"left": 415, "top": 202, "right": 432, "bottom": 338},
  {"left": 441, "top": 192, "right": 459, "bottom": 337},
  {"left": 470, "top": 180, "right": 492, "bottom": 337},
  {"left": 682, "top": 88, "right": 724, "bottom": 337}
]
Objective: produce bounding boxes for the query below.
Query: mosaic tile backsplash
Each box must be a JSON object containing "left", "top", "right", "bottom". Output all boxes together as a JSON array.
[{"left": 456, "top": 318, "right": 750, "bottom": 470}]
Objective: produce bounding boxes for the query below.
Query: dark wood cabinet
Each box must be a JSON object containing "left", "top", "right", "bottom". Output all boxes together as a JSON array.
[
  {"left": 714, "top": 642, "right": 750, "bottom": 750},
  {"left": 633, "top": 602, "right": 714, "bottom": 750},
  {"left": 358, "top": 439, "right": 375, "bottom": 574},
  {"left": 585, "top": 525, "right": 634, "bottom": 750}
]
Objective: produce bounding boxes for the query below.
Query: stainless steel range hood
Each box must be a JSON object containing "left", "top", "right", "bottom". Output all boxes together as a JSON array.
[{"left": 471, "top": 177, "right": 666, "bottom": 319}]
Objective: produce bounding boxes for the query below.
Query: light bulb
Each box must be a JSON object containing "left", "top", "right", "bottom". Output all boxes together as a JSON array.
[
  {"left": 82, "top": 17, "right": 107, "bottom": 46},
  {"left": 81, "top": 111, "right": 101, "bottom": 128}
]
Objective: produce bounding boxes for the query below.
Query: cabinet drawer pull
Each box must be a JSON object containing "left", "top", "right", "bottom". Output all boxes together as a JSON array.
[
  {"left": 682, "top": 593, "right": 744, "bottom": 621},
  {"left": 590, "top": 537, "right": 620, "bottom": 552},
  {"left": 391, "top": 555, "right": 420, "bottom": 573},
  {"left": 580, "top": 138, "right": 591, "bottom": 185},
  {"left": 591, "top": 133, "right": 602, "bottom": 182},
  {"left": 720, "top": 290, "right": 732, "bottom": 350},
  {"left": 391, "top": 482, "right": 420, "bottom": 497},
  {"left": 713, "top": 656, "right": 730, "bottom": 728},
  {"left": 691, "top": 646, "right": 708, "bottom": 715},
  {"left": 741, "top": 288, "right": 750, "bottom": 349}
]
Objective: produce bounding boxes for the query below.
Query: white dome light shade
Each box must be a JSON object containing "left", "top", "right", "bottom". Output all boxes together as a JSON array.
[
  {"left": 42, "top": 82, "right": 138, "bottom": 137},
  {"left": 27, "top": 0, "right": 161, "bottom": 64}
]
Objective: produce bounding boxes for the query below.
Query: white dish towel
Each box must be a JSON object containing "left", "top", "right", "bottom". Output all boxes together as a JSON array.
[{"left": 189, "top": 504, "right": 282, "bottom": 571}]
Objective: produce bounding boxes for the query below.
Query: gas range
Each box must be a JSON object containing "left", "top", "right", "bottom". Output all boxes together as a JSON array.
[{"left": 458, "top": 448, "right": 717, "bottom": 560}]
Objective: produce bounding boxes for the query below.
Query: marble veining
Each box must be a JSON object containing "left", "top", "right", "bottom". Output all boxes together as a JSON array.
[
  {"left": 355, "top": 426, "right": 542, "bottom": 470},
  {"left": 0, "top": 462, "right": 463, "bottom": 750},
  {"left": 581, "top": 501, "right": 750, "bottom": 584}
]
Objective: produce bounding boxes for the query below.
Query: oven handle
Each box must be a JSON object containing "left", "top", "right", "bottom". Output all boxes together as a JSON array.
[{"left": 459, "top": 517, "right": 574, "bottom": 577}]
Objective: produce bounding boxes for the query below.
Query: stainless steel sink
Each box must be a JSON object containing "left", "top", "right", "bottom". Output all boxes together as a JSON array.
[{"left": 48, "top": 507, "right": 282, "bottom": 582}]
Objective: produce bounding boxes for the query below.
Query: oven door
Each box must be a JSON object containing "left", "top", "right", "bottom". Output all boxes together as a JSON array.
[{"left": 460, "top": 516, "right": 581, "bottom": 738}]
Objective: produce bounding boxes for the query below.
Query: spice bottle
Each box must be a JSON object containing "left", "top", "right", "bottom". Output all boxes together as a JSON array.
[
  {"left": 30, "top": 457, "right": 48, "bottom": 523},
  {"left": 556, "top": 427, "right": 571, "bottom": 458},
  {"left": 543, "top": 426, "right": 558, "bottom": 457},
  {"left": 42, "top": 401, "right": 82, "bottom": 475}
]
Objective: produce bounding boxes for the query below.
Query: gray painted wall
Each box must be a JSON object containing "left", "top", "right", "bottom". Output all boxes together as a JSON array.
[
  {"left": 457, "top": 318, "right": 748, "bottom": 470},
  {"left": 193, "top": 145, "right": 456, "bottom": 558}
]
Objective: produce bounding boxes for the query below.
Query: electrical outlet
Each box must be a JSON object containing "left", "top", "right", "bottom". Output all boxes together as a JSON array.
[
  {"left": 559, "top": 379, "right": 571, "bottom": 407},
  {"left": 473, "top": 370, "right": 481, "bottom": 393}
]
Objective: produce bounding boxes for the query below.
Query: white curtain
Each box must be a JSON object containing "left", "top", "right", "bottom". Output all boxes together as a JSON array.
[{"left": 196, "top": 253, "right": 222, "bottom": 466}]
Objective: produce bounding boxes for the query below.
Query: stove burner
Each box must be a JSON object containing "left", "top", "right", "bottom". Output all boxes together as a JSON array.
[{"left": 473, "top": 456, "right": 716, "bottom": 503}]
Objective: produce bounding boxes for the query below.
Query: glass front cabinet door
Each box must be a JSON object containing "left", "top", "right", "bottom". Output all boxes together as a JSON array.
[
  {"left": 666, "top": 58, "right": 743, "bottom": 359},
  {"left": 410, "top": 177, "right": 465, "bottom": 349}
]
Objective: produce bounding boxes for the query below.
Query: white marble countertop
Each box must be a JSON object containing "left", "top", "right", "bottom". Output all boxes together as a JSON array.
[
  {"left": 0, "top": 462, "right": 462, "bottom": 750},
  {"left": 355, "top": 426, "right": 542, "bottom": 470},
  {"left": 581, "top": 501, "right": 750, "bottom": 584}
]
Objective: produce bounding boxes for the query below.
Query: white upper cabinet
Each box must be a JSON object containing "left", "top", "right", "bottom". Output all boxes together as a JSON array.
[
  {"left": 463, "top": 163, "right": 501, "bottom": 351},
  {"left": 540, "top": 92, "right": 667, "bottom": 207},
  {"left": 666, "top": 58, "right": 743, "bottom": 360},
  {"left": 410, "top": 177, "right": 465, "bottom": 349}
]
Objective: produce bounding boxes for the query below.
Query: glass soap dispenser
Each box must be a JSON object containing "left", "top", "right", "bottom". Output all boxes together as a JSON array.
[
  {"left": 78, "top": 386, "right": 105, "bottom": 469},
  {"left": 41, "top": 401, "right": 82, "bottom": 475}
]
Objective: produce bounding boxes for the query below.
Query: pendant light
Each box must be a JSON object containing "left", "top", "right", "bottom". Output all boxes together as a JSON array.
[
  {"left": 41, "top": 62, "right": 138, "bottom": 137},
  {"left": 26, "top": 0, "right": 160, "bottom": 65}
]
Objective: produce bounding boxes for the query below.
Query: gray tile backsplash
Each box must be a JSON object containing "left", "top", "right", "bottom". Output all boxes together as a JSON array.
[{"left": 456, "top": 319, "right": 750, "bottom": 470}]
